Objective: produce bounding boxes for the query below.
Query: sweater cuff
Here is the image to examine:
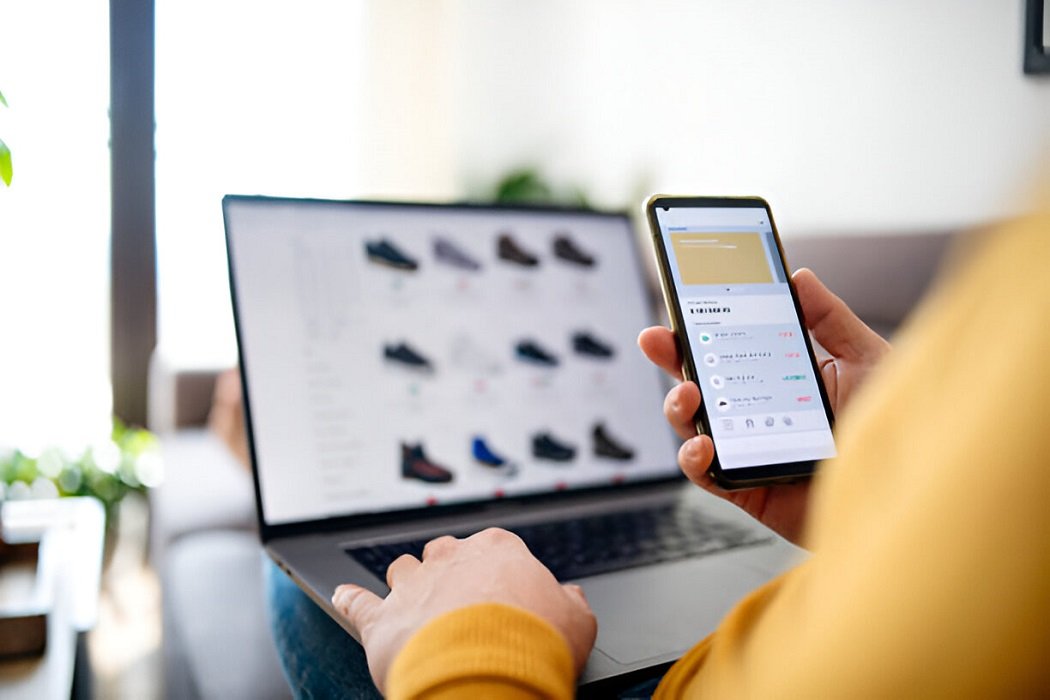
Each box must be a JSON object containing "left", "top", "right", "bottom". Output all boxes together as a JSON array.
[{"left": 386, "top": 603, "right": 576, "bottom": 700}]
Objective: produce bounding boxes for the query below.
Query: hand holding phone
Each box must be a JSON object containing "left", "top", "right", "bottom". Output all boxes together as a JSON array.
[{"left": 644, "top": 196, "right": 837, "bottom": 490}]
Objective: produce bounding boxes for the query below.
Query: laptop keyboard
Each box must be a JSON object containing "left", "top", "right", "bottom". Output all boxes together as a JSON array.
[{"left": 346, "top": 504, "right": 772, "bottom": 582}]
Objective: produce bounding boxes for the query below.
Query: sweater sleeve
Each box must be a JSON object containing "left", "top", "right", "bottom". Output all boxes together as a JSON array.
[{"left": 386, "top": 603, "right": 576, "bottom": 700}]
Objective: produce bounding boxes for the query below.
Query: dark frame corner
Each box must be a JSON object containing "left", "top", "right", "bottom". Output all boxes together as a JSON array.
[{"left": 1025, "top": 0, "right": 1050, "bottom": 75}]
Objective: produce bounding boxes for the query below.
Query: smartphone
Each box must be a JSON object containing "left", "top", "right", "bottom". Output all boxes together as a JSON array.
[{"left": 645, "top": 195, "right": 836, "bottom": 489}]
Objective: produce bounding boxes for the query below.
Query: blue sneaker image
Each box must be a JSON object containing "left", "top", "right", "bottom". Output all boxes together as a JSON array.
[
  {"left": 365, "top": 238, "right": 419, "bottom": 271},
  {"left": 472, "top": 436, "right": 518, "bottom": 476}
]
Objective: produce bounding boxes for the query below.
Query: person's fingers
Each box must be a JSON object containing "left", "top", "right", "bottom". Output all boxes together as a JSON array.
[
  {"left": 663, "top": 382, "right": 702, "bottom": 440},
  {"left": 560, "top": 583, "right": 598, "bottom": 673},
  {"left": 792, "top": 268, "right": 889, "bottom": 362},
  {"left": 638, "top": 326, "right": 683, "bottom": 381},
  {"left": 332, "top": 584, "right": 383, "bottom": 644},
  {"left": 385, "top": 553, "right": 421, "bottom": 588},
  {"left": 422, "top": 535, "right": 459, "bottom": 560},
  {"left": 676, "top": 435, "right": 715, "bottom": 489},
  {"left": 818, "top": 355, "right": 840, "bottom": 415},
  {"left": 562, "top": 583, "right": 589, "bottom": 607}
]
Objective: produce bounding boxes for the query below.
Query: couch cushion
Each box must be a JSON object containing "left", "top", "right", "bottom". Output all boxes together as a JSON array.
[{"left": 165, "top": 531, "right": 291, "bottom": 700}]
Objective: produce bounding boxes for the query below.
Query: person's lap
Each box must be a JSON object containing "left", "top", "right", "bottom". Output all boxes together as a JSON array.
[{"left": 265, "top": 559, "right": 382, "bottom": 699}]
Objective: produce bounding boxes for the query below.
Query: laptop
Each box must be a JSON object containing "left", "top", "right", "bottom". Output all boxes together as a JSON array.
[{"left": 222, "top": 195, "right": 801, "bottom": 692}]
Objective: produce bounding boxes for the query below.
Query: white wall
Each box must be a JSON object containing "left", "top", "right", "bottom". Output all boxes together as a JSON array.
[{"left": 367, "top": 1, "right": 1050, "bottom": 234}]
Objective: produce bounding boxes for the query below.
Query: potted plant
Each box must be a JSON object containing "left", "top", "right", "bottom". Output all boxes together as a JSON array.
[{"left": 0, "top": 419, "right": 163, "bottom": 563}]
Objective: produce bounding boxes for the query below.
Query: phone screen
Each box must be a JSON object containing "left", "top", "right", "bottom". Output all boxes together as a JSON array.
[{"left": 651, "top": 201, "right": 835, "bottom": 475}]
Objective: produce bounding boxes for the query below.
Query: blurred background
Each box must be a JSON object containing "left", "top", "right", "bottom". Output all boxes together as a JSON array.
[{"left": 0, "top": 1, "right": 1047, "bottom": 698}]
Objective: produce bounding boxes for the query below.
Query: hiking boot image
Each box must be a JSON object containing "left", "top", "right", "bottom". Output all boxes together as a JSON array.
[
  {"left": 552, "top": 233, "right": 596, "bottom": 267},
  {"left": 572, "top": 331, "right": 615, "bottom": 359},
  {"left": 365, "top": 238, "right": 419, "bottom": 271},
  {"left": 433, "top": 235, "right": 481, "bottom": 271},
  {"left": 384, "top": 342, "right": 434, "bottom": 371},
  {"left": 593, "top": 422, "right": 635, "bottom": 461},
  {"left": 401, "top": 443, "right": 454, "bottom": 483},
  {"left": 515, "top": 340, "right": 559, "bottom": 367},
  {"left": 497, "top": 233, "right": 540, "bottom": 267},
  {"left": 472, "top": 436, "right": 518, "bottom": 476},
  {"left": 532, "top": 432, "right": 576, "bottom": 462}
]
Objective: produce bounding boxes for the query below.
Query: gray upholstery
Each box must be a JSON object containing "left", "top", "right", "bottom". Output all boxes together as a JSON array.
[{"left": 165, "top": 531, "right": 291, "bottom": 700}]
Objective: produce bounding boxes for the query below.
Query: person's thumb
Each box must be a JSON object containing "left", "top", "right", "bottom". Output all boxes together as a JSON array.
[
  {"left": 793, "top": 268, "right": 887, "bottom": 361},
  {"left": 332, "top": 584, "right": 382, "bottom": 644}
]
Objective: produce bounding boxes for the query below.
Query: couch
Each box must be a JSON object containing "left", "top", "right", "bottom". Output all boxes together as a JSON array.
[{"left": 147, "top": 229, "right": 960, "bottom": 699}]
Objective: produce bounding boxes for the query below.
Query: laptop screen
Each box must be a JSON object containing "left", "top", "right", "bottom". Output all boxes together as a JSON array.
[{"left": 224, "top": 197, "right": 679, "bottom": 527}]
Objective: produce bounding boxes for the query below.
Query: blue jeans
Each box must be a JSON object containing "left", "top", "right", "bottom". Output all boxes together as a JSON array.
[
  {"left": 265, "top": 560, "right": 382, "bottom": 699},
  {"left": 265, "top": 561, "right": 661, "bottom": 699}
]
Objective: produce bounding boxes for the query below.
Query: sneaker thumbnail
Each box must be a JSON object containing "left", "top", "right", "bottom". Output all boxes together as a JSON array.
[
  {"left": 552, "top": 233, "right": 595, "bottom": 267},
  {"left": 532, "top": 432, "right": 576, "bottom": 462},
  {"left": 472, "top": 436, "right": 518, "bottom": 476},
  {"left": 384, "top": 342, "right": 434, "bottom": 371},
  {"left": 433, "top": 236, "right": 481, "bottom": 271},
  {"left": 572, "top": 331, "right": 615, "bottom": 359},
  {"left": 515, "top": 340, "right": 559, "bottom": 367},
  {"left": 401, "top": 442, "right": 454, "bottom": 483},
  {"left": 497, "top": 233, "right": 540, "bottom": 267},
  {"left": 593, "top": 422, "right": 634, "bottom": 461},
  {"left": 365, "top": 238, "right": 419, "bottom": 271}
]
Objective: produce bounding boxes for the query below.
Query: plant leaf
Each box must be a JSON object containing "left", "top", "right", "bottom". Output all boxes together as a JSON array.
[
  {"left": 0, "top": 139, "right": 11, "bottom": 186},
  {"left": 0, "top": 90, "right": 7, "bottom": 108}
]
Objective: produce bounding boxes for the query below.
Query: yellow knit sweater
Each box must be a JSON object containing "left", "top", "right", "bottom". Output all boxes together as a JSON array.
[{"left": 388, "top": 201, "right": 1050, "bottom": 698}]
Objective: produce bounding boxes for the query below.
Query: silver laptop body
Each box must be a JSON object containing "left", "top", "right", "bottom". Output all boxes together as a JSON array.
[{"left": 222, "top": 196, "right": 800, "bottom": 690}]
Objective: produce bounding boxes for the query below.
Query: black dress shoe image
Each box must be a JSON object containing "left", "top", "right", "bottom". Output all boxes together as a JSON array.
[
  {"left": 384, "top": 342, "right": 434, "bottom": 371},
  {"left": 497, "top": 233, "right": 540, "bottom": 267},
  {"left": 532, "top": 432, "right": 576, "bottom": 462},
  {"left": 515, "top": 339, "right": 559, "bottom": 367},
  {"left": 365, "top": 238, "right": 419, "bottom": 271},
  {"left": 552, "top": 233, "right": 595, "bottom": 267},
  {"left": 433, "top": 235, "right": 481, "bottom": 271},
  {"left": 401, "top": 443, "right": 454, "bottom": 483},
  {"left": 593, "top": 422, "right": 634, "bottom": 461},
  {"left": 572, "top": 331, "right": 615, "bottom": 359}
]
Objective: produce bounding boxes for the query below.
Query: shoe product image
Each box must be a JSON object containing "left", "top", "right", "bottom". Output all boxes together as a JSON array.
[
  {"left": 552, "top": 233, "right": 596, "bottom": 267},
  {"left": 593, "top": 422, "right": 635, "bottom": 461},
  {"left": 497, "top": 233, "right": 540, "bottom": 267},
  {"left": 365, "top": 238, "right": 419, "bottom": 271},
  {"left": 384, "top": 342, "right": 434, "bottom": 371},
  {"left": 472, "top": 436, "right": 518, "bottom": 476},
  {"left": 532, "top": 432, "right": 577, "bottom": 462},
  {"left": 401, "top": 443, "right": 454, "bottom": 483},
  {"left": 433, "top": 235, "right": 481, "bottom": 271},
  {"left": 572, "top": 331, "right": 615, "bottom": 359},
  {"left": 515, "top": 339, "right": 559, "bottom": 367}
]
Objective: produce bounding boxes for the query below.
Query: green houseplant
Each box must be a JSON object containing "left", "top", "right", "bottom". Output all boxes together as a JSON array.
[{"left": 0, "top": 418, "right": 162, "bottom": 523}]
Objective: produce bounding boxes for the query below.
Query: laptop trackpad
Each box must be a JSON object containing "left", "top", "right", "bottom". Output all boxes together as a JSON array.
[{"left": 582, "top": 553, "right": 772, "bottom": 665}]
